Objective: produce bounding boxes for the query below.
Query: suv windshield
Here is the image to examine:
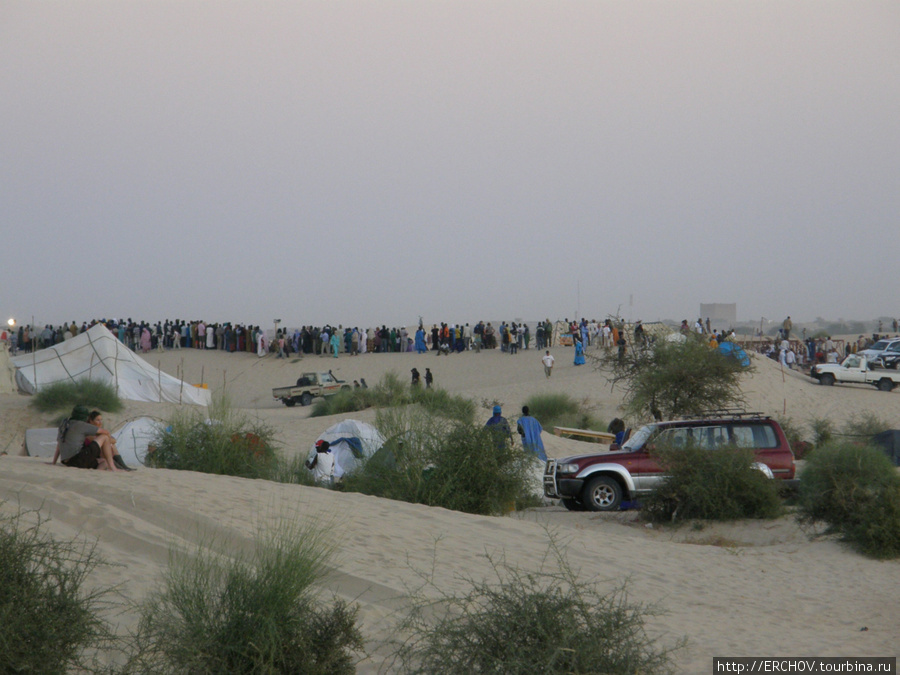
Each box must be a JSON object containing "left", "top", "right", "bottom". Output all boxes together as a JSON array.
[{"left": 870, "top": 341, "right": 888, "bottom": 351}]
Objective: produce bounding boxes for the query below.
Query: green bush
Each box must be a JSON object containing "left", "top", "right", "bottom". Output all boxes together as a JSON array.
[
  {"left": 641, "top": 444, "right": 782, "bottom": 523},
  {"left": 311, "top": 372, "right": 475, "bottom": 423},
  {"left": 147, "top": 394, "right": 278, "bottom": 479},
  {"left": 129, "top": 522, "right": 363, "bottom": 674},
  {"left": 798, "top": 441, "right": 900, "bottom": 558},
  {"left": 409, "top": 387, "right": 476, "bottom": 424},
  {"left": 31, "top": 379, "right": 123, "bottom": 414},
  {"left": 0, "top": 507, "right": 117, "bottom": 674},
  {"left": 522, "top": 392, "right": 601, "bottom": 431},
  {"left": 809, "top": 417, "right": 834, "bottom": 448},
  {"left": 391, "top": 546, "right": 680, "bottom": 675},
  {"left": 310, "top": 387, "right": 376, "bottom": 417},
  {"left": 342, "top": 407, "right": 534, "bottom": 515},
  {"left": 842, "top": 487, "right": 900, "bottom": 559},
  {"left": 841, "top": 412, "right": 891, "bottom": 440},
  {"left": 268, "top": 453, "right": 321, "bottom": 487}
]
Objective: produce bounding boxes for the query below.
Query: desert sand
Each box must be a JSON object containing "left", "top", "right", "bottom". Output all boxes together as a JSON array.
[{"left": 2, "top": 342, "right": 899, "bottom": 672}]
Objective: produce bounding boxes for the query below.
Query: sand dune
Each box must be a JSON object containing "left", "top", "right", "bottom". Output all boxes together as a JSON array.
[{"left": 2, "top": 343, "right": 898, "bottom": 671}]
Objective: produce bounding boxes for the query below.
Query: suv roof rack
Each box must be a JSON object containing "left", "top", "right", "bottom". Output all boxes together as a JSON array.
[{"left": 677, "top": 409, "right": 770, "bottom": 421}]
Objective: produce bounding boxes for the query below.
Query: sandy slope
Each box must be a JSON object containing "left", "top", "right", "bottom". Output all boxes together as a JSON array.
[{"left": 2, "top": 343, "right": 898, "bottom": 672}]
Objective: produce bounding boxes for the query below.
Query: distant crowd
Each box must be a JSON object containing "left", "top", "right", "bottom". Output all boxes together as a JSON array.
[
  {"left": 4, "top": 317, "right": 623, "bottom": 359},
  {"left": 10, "top": 315, "right": 892, "bottom": 365}
]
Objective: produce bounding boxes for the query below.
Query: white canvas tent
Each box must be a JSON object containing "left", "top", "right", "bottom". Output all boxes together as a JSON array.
[{"left": 11, "top": 324, "right": 211, "bottom": 406}]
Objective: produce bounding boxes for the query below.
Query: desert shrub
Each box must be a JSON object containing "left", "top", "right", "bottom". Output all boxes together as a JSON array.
[
  {"left": 129, "top": 522, "right": 363, "bottom": 674},
  {"left": 31, "top": 379, "right": 123, "bottom": 414},
  {"left": 147, "top": 394, "right": 278, "bottom": 479},
  {"left": 641, "top": 444, "right": 782, "bottom": 523},
  {"left": 842, "top": 487, "right": 900, "bottom": 559},
  {"left": 311, "top": 372, "right": 475, "bottom": 423},
  {"left": 409, "top": 387, "right": 476, "bottom": 424},
  {"left": 798, "top": 441, "right": 900, "bottom": 557},
  {"left": 391, "top": 546, "right": 679, "bottom": 675},
  {"left": 373, "top": 369, "right": 408, "bottom": 404},
  {"left": 523, "top": 392, "right": 601, "bottom": 431},
  {"left": 268, "top": 453, "right": 320, "bottom": 487},
  {"left": 841, "top": 412, "right": 891, "bottom": 440},
  {"left": 310, "top": 387, "right": 375, "bottom": 417},
  {"left": 0, "top": 507, "right": 117, "bottom": 674},
  {"left": 810, "top": 417, "right": 834, "bottom": 448},
  {"left": 343, "top": 407, "right": 534, "bottom": 515}
]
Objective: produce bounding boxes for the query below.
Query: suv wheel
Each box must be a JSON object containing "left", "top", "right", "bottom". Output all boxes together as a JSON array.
[{"left": 582, "top": 476, "right": 623, "bottom": 512}]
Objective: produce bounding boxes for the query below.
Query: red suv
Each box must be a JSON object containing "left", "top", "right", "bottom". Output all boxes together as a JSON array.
[{"left": 543, "top": 413, "right": 797, "bottom": 511}]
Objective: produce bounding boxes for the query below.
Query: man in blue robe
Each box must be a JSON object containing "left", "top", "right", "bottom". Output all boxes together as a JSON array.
[
  {"left": 415, "top": 327, "right": 428, "bottom": 353},
  {"left": 516, "top": 406, "right": 547, "bottom": 462},
  {"left": 485, "top": 405, "right": 512, "bottom": 449},
  {"left": 573, "top": 339, "right": 586, "bottom": 366}
]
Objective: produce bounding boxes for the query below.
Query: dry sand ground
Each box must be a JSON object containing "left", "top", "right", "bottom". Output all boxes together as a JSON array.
[{"left": 2, "top": 342, "right": 899, "bottom": 672}]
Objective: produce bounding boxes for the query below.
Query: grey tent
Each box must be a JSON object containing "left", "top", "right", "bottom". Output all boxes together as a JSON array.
[{"left": 872, "top": 430, "right": 900, "bottom": 467}]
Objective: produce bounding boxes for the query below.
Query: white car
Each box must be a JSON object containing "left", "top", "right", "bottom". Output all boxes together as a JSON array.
[{"left": 859, "top": 338, "right": 900, "bottom": 367}]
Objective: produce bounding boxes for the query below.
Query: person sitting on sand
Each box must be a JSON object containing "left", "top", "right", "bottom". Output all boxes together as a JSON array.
[
  {"left": 87, "top": 410, "right": 134, "bottom": 470},
  {"left": 305, "top": 440, "right": 334, "bottom": 485},
  {"left": 52, "top": 405, "right": 121, "bottom": 471}
]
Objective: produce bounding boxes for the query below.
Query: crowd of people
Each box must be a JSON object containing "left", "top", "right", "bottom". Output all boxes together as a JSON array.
[
  {"left": 5, "top": 317, "right": 592, "bottom": 359},
  {"left": 11, "top": 316, "right": 897, "bottom": 375}
]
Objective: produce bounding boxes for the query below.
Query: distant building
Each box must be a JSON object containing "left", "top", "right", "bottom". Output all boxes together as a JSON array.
[{"left": 700, "top": 303, "right": 737, "bottom": 331}]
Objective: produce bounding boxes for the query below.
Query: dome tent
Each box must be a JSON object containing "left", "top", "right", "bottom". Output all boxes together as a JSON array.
[
  {"left": 113, "top": 416, "right": 166, "bottom": 467},
  {"left": 306, "top": 419, "right": 384, "bottom": 479},
  {"left": 718, "top": 341, "right": 751, "bottom": 367}
]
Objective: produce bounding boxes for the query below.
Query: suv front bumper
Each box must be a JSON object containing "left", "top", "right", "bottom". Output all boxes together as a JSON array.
[{"left": 543, "top": 460, "right": 585, "bottom": 499}]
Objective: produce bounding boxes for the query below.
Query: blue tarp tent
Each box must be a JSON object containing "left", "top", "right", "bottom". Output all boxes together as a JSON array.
[{"left": 718, "top": 342, "right": 751, "bottom": 367}]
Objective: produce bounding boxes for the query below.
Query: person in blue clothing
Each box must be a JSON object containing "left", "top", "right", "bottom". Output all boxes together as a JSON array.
[
  {"left": 485, "top": 405, "right": 512, "bottom": 448},
  {"left": 516, "top": 406, "right": 547, "bottom": 462},
  {"left": 573, "top": 338, "right": 586, "bottom": 366},
  {"left": 415, "top": 326, "right": 428, "bottom": 353}
]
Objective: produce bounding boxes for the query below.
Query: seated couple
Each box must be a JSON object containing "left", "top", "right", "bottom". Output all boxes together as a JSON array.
[{"left": 52, "top": 405, "right": 134, "bottom": 471}]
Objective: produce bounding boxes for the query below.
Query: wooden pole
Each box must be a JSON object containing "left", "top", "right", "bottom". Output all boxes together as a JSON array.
[
  {"left": 158, "top": 361, "right": 162, "bottom": 403},
  {"left": 179, "top": 357, "right": 184, "bottom": 404}
]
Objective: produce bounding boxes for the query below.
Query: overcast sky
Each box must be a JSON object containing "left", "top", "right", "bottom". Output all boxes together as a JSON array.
[{"left": 2, "top": 1, "right": 898, "bottom": 329}]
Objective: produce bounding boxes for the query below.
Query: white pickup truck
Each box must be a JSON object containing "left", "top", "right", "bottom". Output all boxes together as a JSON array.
[{"left": 810, "top": 355, "right": 900, "bottom": 392}]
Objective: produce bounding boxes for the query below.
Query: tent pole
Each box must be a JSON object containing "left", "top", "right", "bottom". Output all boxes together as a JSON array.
[
  {"left": 31, "top": 315, "right": 36, "bottom": 393},
  {"left": 158, "top": 361, "right": 162, "bottom": 403},
  {"left": 179, "top": 357, "right": 184, "bottom": 405}
]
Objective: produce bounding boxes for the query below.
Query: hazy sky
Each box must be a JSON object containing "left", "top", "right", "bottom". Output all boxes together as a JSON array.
[{"left": 2, "top": 1, "right": 898, "bottom": 329}]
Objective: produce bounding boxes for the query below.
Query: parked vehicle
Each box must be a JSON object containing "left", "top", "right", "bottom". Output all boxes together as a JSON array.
[
  {"left": 543, "top": 413, "right": 796, "bottom": 512},
  {"left": 858, "top": 338, "right": 900, "bottom": 368},
  {"left": 809, "top": 355, "right": 900, "bottom": 391},
  {"left": 272, "top": 371, "right": 350, "bottom": 407},
  {"left": 875, "top": 343, "right": 900, "bottom": 369}
]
